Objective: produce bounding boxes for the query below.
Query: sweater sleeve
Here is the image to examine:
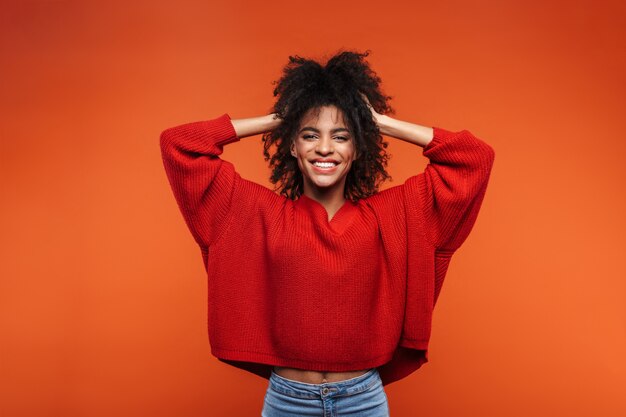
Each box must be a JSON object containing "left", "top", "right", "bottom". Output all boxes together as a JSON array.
[
  {"left": 159, "top": 113, "right": 241, "bottom": 249},
  {"left": 405, "top": 127, "right": 495, "bottom": 253}
]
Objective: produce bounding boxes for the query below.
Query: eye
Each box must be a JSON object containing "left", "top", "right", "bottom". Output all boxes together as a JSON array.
[
  {"left": 334, "top": 136, "right": 349, "bottom": 141},
  {"left": 303, "top": 134, "right": 317, "bottom": 140}
]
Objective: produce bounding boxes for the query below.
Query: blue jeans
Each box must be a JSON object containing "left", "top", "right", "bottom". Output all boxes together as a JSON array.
[{"left": 261, "top": 368, "right": 390, "bottom": 416}]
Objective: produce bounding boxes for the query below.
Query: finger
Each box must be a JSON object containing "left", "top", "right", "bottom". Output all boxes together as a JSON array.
[{"left": 359, "top": 92, "right": 373, "bottom": 109}]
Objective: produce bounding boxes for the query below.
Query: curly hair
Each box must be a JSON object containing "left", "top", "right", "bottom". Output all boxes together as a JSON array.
[{"left": 261, "top": 49, "right": 395, "bottom": 202}]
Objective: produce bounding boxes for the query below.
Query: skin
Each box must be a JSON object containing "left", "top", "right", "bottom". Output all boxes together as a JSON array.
[
  {"left": 229, "top": 98, "right": 434, "bottom": 383},
  {"left": 289, "top": 105, "right": 357, "bottom": 220}
]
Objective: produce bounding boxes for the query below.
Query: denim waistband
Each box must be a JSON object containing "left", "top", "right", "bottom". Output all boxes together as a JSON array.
[{"left": 269, "top": 368, "right": 380, "bottom": 399}]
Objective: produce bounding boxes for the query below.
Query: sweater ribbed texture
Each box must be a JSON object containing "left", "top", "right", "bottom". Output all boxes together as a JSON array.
[{"left": 160, "top": 113, "right": 495, "bottom": 386}]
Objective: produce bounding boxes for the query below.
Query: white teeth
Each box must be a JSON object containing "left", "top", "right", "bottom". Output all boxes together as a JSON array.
[{"left": 313, "top": 161, "right": 337, "bottom": 168}]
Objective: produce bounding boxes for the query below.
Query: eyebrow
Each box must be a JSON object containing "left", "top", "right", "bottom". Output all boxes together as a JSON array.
[{"left": 298, "top": 127, "right": 351, "bottom": 134}]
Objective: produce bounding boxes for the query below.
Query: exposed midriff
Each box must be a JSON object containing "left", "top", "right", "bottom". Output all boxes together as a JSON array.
[{"left": 273, "top": 366, "right": 371, "bottom": 384}]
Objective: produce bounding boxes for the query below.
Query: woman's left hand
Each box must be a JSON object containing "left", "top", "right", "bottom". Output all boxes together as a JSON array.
[
  {"left": 359, "top": 92, "right": 433, "bottom": 146},
  {"left": 359, "top": 92, "right": 385, "bottom": 127}
]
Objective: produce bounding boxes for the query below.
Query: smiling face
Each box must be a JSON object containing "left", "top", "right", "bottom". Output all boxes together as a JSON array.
[{"left": 290, "top": 105, "right": 358, "bottom": 198}]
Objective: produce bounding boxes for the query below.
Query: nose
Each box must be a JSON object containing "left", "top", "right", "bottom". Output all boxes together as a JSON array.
[{"left": 315, "top": 135, "right": 334, "bottom": 155}]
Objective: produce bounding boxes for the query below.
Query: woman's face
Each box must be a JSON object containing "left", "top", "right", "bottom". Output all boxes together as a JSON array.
[{"left": 290, "top": 105, "right": 357, "bottom": 197}]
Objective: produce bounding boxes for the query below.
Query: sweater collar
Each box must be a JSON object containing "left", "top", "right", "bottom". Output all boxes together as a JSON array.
[{"left": 296, "top": 194, "right": 358, "bottom": 235}]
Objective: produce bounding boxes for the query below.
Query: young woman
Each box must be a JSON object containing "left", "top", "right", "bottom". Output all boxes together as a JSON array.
[{"left": 160, "top": 50, "right": 495, "bottom": 416}]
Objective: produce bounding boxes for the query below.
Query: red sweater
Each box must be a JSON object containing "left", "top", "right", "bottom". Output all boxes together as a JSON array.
[{"left": 160, "top": 113, "right": 495, "bottom": 386}]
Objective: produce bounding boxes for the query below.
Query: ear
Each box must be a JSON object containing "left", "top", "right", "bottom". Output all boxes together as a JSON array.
[{"left": 290, "top": 141, "right": 296, "bottom": 157}]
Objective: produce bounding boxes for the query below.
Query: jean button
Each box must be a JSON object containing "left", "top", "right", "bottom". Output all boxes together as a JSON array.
[{"left": 321, "top": 387, "right": 329, "bottom": 395}]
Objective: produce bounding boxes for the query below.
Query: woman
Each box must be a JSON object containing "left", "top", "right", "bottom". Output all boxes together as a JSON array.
[{"left": 160, "top": 50, "right": 495, "bottom": 416}]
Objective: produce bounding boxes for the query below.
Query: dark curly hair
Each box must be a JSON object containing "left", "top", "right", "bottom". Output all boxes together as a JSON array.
[{"left": 261, "top": 49, "right": 395, "bottom": 202}]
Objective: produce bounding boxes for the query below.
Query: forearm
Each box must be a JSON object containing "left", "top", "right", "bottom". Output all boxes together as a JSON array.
[
  {"left": 376, "top": 114, "right": 434, "bottom": 147},
  {"left": 231, "top": 114, "right": 281, "bottom": 139}
]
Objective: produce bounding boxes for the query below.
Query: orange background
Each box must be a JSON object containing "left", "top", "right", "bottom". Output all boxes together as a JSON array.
[{"left": 1, "top": 0, "right": 625, "bottom": 416}]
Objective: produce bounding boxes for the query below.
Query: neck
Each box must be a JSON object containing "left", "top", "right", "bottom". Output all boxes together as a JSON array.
[
  {"left": 304, "top": 186, "right": 345, "bottom": 205},
  {"left": 302, "top": 185, "right": 347, "bottom": 219}
]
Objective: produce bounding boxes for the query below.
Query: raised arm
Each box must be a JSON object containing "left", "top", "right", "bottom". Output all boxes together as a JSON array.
[
  {"left": 369, "top": 103, "right": 495, "bottom": 253},
  {"left": 159, "top": 113, "right": 280, "bottom": 248}
]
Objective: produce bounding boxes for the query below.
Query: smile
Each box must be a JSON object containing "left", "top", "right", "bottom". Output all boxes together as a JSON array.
[{"left": 310, "top": 160, "right": 339, "bottom": 173}]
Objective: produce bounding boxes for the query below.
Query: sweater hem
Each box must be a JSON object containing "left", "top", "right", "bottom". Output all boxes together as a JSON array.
[
  {"left": 398, "top": 337, "right": 429, "bottom": 350},
  {"left": 211, "top": 346, "right": 397, "bottom": 372}
]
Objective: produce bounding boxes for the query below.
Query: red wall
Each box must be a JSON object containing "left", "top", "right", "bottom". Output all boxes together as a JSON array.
[{"left": 1, "top": 1, "right": 625, "bottom": 416}]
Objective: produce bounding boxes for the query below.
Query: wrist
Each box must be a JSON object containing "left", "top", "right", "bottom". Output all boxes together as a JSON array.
[
  {"left": 375, "top": 115, "right": 433, "bottom": 147},
  {"left": 376, "top": 114, "right": 394, "bottom": 135},
  {"left": 232, "top": 114, "right": 281, "bottom": 138},
  {"left": 266, "top": 113, "right": 282, "bottom": 131}
]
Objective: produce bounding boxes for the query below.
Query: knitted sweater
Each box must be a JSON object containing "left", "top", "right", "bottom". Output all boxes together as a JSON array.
[{"left": 160, "top": 113, "right": 495, "bottom": 386}]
